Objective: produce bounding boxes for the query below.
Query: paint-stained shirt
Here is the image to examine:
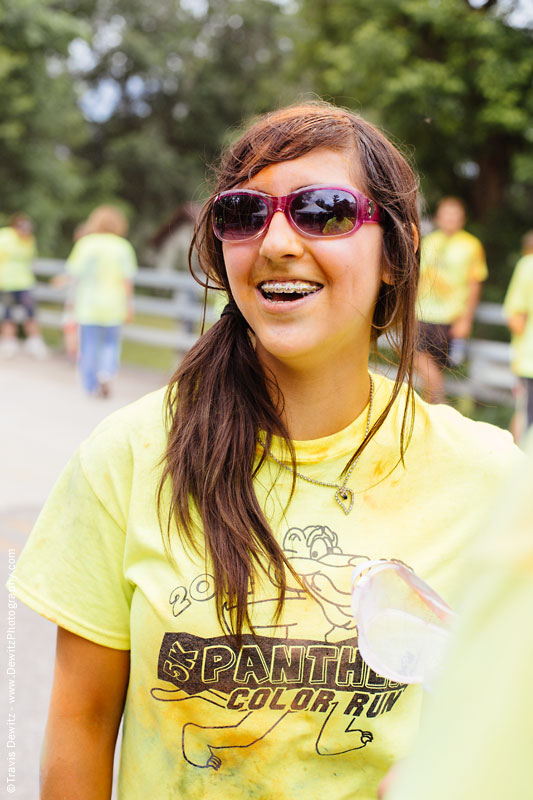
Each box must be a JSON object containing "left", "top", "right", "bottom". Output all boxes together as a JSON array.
[
  {"left": 417, "top": 229, "right": 487, "bottom": 324},
  {"left": 10, "top": 373, "right": 519, "bottom": 799},
  {"left": 503, "top": 253, "right": 533, "bottom": 378},
  {"left": 0, "top": 227, "right": 36, "bottom": 291},
  {"left": 66, "top": 232, "right": 137, "bottom": 325}
]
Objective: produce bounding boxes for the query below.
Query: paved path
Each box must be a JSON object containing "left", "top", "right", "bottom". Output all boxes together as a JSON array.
[{"left": 1, "top": 353, "right": 170, "bottom": 798}]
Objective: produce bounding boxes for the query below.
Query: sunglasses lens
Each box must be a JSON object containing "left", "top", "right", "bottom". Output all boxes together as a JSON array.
[
  {"left": 291, "top": 189, "right": 358, "bottom": 236},
  {"left": 213, "top": 193, "right": 269, "bottom": 241}
]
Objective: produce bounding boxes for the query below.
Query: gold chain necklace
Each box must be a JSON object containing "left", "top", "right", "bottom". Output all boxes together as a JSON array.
[{"left": 258, "top": 376, "right": 374, "bottom": 515}]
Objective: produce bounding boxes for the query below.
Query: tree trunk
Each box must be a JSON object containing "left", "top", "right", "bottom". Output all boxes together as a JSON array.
[{"left": 470, "top": 138, "right": 513, "bottom": 219}]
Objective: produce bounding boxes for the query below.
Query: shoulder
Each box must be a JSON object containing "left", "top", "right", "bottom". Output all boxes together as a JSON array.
[
  {"left": 68, "top": 235, "right": 94, "bottom": 256},
  {"left": 0, "top": 227, "right": 15, "bottom": 244},
  {"left": 456, "top": 230, "right": 483, "bottom": 250},
  {"left": 375, "top": 373, "right": 520, "bottom": 479},
  {"left": 105, "top": 233, "right": 135, "bottom": 252},
  {"left": 420, "top": 231, "right": 445, "bottom": 263},
  {"left": 78, "top": 386, "right": 169, "bottom": 491},
  {"left": 82, "top": 384, "right": 168, "bottom": 453},
  {"left": 421, "top": 230, "right": 441, "bottom": 249},
  {"left": 410, "top": 391, "right": 519, "bottom": 475},
  {"left": 116, "top": 236, "right": 137, "bottom": 264},
  {"left": 74, "top": 233, "right": 116, "bottom": 252},
  {"left": 102, "top": 234, "right": 137, "bottom": 266},
  {"left": 119, "top": 236, "right": 135, "bottom": 253},
  {"left": 515, "top": 254, "right": 533, "bottom": 274}
]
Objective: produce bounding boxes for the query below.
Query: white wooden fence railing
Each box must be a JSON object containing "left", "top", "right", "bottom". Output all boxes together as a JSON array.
[
  {"left": 30, "top": 258, "right": 515, "bottom": 405},
  {"left": 32, "top": 258, "right": 219, "bottom": 353}
]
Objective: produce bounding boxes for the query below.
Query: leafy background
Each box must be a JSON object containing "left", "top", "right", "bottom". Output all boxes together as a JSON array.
[{"left": 1, "top": 0, "right": 532, "bottom": 299}]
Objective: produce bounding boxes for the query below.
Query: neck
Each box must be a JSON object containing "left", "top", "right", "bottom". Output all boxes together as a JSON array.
[{"left": 260, "top": 349, "right": 372, "bottom": 440}]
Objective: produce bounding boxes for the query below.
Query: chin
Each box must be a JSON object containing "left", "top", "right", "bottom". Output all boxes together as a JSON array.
[
  {"left": 259, "top": 337, "right": 344, "bottom": 371},
  {"left": 255, "top": 334, "right": 310, "bottom": 361}
]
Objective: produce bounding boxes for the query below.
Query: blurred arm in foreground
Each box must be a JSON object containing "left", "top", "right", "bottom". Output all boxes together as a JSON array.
[{"left": 385, "top": 440, "right": 533, "bottom": 800}]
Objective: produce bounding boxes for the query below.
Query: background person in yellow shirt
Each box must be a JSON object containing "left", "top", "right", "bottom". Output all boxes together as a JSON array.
[
  {"left": 414, "top": 197, "right": 487, "bottom": 403},
  {"left": 64, "top": 205, "right": 137, "bottom": 397},
  {"left": 503, "top": 230, "right": 533, "bottom": 438},
  {"left": 0, "top": 213, "right": 48, "bottom": 358}
]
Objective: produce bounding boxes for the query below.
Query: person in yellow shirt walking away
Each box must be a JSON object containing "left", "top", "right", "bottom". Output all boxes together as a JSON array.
[
  {"left": 64, "top": 205, "right": 138, "bottom": 397},
  {"left": 503, "top": 231, "right": 533, "bottom": 439},
  {"left": 414, "top": 197, "right": 487, "bottom": 403},
  {"left": 0, "top": 213, "right": 48, "bottom": 358}
]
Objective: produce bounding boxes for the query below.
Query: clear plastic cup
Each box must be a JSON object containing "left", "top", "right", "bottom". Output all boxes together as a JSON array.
[{"left": 351, "top": 560, "right": 456, "bottom": 691}]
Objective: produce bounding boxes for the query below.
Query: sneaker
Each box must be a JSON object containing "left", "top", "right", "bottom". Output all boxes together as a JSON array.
[
  {"left": 97, "top": 381, "right": 111, "bottom": 399},
  {"left": 24, "top": 336, "right": 48, "bottom": 359},
  {"left": 0, "top": 338, "right": 19, "bottom": 358}
]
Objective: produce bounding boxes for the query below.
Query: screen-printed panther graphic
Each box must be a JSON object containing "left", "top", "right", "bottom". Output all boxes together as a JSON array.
[{"left": 151, "top": 524, "right": 407, "bottom": 770}]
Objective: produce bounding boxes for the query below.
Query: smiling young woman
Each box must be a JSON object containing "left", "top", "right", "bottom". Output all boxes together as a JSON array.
[{"left": 11, "top": 102, "right": 521, "bottom": 800}]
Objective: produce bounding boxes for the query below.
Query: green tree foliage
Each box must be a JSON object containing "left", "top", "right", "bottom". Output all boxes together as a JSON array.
[
  {"left": 0, "top": 0, "right": 92, "bottom": 252},
  {"left": 1, "top": 0, "right": 531, "bottom": 288},
  {"left": 291, "top": 0, "right": 533, "bottom": 290},
  {"left": 0, "top": 0, "right": 298, "bottom": 255},
  {"left": 67, "top": 0, "right": 299, "bottom": 250}
]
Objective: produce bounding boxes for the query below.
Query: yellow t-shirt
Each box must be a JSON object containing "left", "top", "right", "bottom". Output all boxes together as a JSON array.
[
  {"left": 417, "top": 229, "right": 488, "bottom": 324},
  {"left": 10, "top": 374, "right": 519, "bottom": 800},
  {"left": 322, "top": 216, "right": 354, "bottom": 235},
  {"left": 0, "top": 226, "right": 36, "bottom": 291},
  {"left": 66, "top": 232, "right": 137, "bottom": 325},
  {"left": 503, "top": 253, "right": 533, "bottom": 377},
  {"left": 388, "top": 437, "right": 533, "bottom": 800}
]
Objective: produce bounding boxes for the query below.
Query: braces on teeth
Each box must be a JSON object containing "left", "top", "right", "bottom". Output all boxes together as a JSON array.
[{"left": 260, "top": 281, "right": 321, "bottom": 294}]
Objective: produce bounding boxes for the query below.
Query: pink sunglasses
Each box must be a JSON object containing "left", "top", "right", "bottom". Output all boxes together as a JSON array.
[{"left": 213, "top": 184, "right": 381, "bottom": 242}]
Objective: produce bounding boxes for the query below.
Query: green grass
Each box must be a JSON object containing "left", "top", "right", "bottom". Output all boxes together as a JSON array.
[
  {"left": 42, "top": 327, "right": 62, "bottom": 350},
  {"left": 121, "top": 339, "right": 176, "bottom": 373},
  {"left": 122, "top": 312, "right": 178, "bottom": 373}
]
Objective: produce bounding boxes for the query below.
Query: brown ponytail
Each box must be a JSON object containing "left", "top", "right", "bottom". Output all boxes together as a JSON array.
[{"left": 158, "top": 302, "right": 298, "bottom": 640}]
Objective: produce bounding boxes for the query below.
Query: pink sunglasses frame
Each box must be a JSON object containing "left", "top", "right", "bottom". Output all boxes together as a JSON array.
[{"left": 212, "top": 184, "right": 382, "bottom": 242}]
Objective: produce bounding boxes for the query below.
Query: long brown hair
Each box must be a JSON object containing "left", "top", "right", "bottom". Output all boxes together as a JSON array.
[{"left": 159, "top": 101, "right": 420, "bottom": 640}]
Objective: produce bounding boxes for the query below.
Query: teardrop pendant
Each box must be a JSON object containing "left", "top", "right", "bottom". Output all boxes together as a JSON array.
[
  {"left": 258, "top": 377, "right": 373, "bottom": 518},
  {"left": 335, "top": 487, "right": 354, "bottom": 515}
]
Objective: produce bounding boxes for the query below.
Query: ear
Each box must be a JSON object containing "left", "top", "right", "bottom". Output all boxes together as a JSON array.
[
  {"left": 381, "top": 256, "right": 394, "bottom": 286},
  {"left": 412, "top": 223, "right": 420, "bottom": 253},
  {"left": 380, "top": 223, "right": 419, "bottom": 285}
]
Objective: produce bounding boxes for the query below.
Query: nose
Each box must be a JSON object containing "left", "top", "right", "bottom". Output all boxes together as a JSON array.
[{"left": 259, "top": 208, "right": 305, "bottom": 260}]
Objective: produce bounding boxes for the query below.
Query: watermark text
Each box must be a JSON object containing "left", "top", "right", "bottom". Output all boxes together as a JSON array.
[{"left": 6, "top": 549, "right": 16, "bottom": 793}]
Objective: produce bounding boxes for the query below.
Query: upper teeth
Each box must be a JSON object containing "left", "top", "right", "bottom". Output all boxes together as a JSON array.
[{"left": 260, "top": 281, "right": 321, "bottom": 294}]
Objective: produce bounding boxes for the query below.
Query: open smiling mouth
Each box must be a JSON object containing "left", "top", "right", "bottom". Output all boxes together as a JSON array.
[{"left": 259, "top": 280, "right": 323, "bottom": 303}]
